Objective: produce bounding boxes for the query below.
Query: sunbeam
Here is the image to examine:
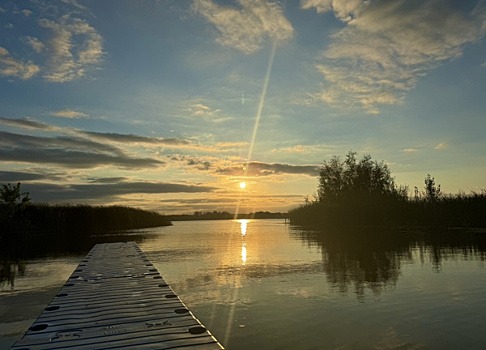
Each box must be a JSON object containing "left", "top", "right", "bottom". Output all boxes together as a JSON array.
[{"left": 234, "top": 40, "right": 278, "bottom": 219}]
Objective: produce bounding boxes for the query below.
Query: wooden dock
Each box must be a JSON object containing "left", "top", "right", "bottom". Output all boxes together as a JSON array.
[{"left": 11, "top": 242, "right": 224, "bottom": 349}]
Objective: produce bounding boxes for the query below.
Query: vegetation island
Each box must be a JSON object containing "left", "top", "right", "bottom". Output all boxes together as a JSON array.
[{"left": 289, "top": 151, "right": 486, "bottom": 229}]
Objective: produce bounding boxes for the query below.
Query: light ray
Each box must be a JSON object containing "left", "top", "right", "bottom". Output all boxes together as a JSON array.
[{"left": 234, "top": 40, "right": 277, "bottom": 219}]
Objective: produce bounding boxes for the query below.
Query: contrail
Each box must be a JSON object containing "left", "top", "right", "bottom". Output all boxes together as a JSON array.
[{"left": 234, "top": 40, "right": 277, "bottom": 219}]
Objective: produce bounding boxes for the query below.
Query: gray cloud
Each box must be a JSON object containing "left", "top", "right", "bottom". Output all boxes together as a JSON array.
[
  {"left": 21, "top": 181, "right": 216, "bottom": 202},
  {"left": 0, "top": 131, "right": 164, "bottom": 169},
  {"left": 0, "top": 117, "right": 56, "bottom": 130},
  {"left": 0, "top": 171, "right": 47, "bottom": 182},
  {"left": 217, "top": 161, "right": 319, "bottom": 177},
  {"left": 80, "top": 130, "right": 191, "bottom": 146}
]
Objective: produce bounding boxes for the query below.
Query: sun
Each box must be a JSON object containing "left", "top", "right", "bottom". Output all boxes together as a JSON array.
[{"left": 239, "top": 181, "right": 247, "bottom": 189}]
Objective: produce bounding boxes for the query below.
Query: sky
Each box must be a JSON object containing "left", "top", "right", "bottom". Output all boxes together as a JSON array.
[{"left": 1, "top": 0, "right": 485, "bottom": 214}]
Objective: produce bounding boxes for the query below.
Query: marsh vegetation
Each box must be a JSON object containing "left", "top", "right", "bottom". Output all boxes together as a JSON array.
[{"left": 289, "top": 152, "right": 486, "bottom": 229}]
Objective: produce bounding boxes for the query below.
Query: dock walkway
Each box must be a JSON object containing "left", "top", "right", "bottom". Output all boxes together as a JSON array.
[{"left": 11, "top": 242, "right": 224, "bottom": 349}]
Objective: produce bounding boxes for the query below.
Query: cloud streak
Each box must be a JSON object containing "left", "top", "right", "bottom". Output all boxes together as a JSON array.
[
  {"left": 0, "top": 131, "right": 164, "bottom": 169},
  {"left": 51, "top": 109, "right": 89, "bottom": 118},
  {"left": 217, "top": 161, "right": 320, "bottom": 177},
  {"left": 20, "top": 181, "right": 216, "bottom": 202},
  {"left": 303, "top": 0, "right": 486, "bottom": 113}
]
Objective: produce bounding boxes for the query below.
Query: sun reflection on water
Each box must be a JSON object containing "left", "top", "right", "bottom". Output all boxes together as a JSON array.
[
  {"left": 238, "top": 219, "right": 250, "bottom": 265},
  {"left": 239, "top": 219, "right": 248, "bottom": 236},
  {"left": 241, "top": 243, "right": 247, "bottom": 265}
]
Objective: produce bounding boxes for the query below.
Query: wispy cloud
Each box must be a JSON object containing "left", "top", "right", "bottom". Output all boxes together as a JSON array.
[
  {"left": 24, "top": 36, "right": 45, "bottom": 53},
  {"left": 193, "top": 0, "right": 294, "bottom": 54},
  {"left": 0, "top": 46, "right": 40, "bottom": 79},
  {"left": 0, "top": 1, "right": 104, "bottom": 83},
  {"left": 39, "top": 16, "right": 103, "bottom": 82},
  {"left": 186, "top": 99, "right": 233, "bottom": 123},
  {"left": 434, "top": 142, "right": 448, "bottom": 150},
  {"left": 51, "top": 108, "right": 89, "bottom": 118},
  {"left": 303, "top": 0, "right": 486, "bottom": 113}
]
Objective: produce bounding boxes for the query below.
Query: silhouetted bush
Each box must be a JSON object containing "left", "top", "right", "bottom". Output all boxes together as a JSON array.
[{"left": 289, "top": 152, "right": 486, "bottom": 229}]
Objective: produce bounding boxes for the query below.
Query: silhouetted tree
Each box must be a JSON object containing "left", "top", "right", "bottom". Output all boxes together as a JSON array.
[
  {"left": 0, "top": 182, "right": 30, "bottom": 206},
  {"left": 318, "top": 151, "right": 406, "bottom": 202},
  {"left": 424, "top": 174, "right": 441, "bottom": 201}
]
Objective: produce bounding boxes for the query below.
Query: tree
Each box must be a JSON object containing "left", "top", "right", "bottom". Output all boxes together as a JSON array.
[
  {"left": 424, "top": 174, "right": 441, "bottom": 201},
  {"left": 318, "top": 151, "right": 405, "bottom": 202},
  {"left": 0, "top": 182, "right": 31, "bottom": 206}
]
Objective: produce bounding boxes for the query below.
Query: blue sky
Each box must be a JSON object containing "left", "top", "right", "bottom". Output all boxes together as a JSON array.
[{"left": 1, "top": 0, "right": 485, "bottom": 214}]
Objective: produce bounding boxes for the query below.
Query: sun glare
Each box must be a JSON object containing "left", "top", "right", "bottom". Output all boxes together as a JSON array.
[{"left": 239, "top": 181, "right": 247, "bottom": 189}]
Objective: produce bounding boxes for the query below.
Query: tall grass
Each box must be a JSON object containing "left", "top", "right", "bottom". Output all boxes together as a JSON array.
[
  {"left": 0, "top": 203, "right": 171, "bottom": 245},
  {"left": 288, "top": 191, "right": 486, "bottom": 229}
]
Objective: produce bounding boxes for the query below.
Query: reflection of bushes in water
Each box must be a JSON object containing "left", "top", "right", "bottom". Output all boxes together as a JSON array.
[
  {"left": 291, "top": 226, "right": 486, "bottom": 300},
  {"left": 410, "top": 228, "right": 486, "bottom": 271},
  {"left": 0, "top": 260, "right": 26, "bottom": 289},
  {"left": 0, "top": 230, "right": 156, "bottom": 288},
  {"left": 292, "top": 227, "right": 409, "bottom": 300}
]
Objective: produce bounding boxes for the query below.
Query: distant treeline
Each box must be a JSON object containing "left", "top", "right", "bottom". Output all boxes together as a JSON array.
[
  {"left": 166, "top": 210, "right": 288, "bottom": 221},
  {"left": 1, "top": 202, "right": 171, "bottom": 244},
  {"left": 289, "top": 152, "right": 486, "bottom": 229}
]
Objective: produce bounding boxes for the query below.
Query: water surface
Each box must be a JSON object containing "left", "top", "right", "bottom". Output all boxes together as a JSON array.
[{"left": 2, "top": 220, "right": 486, "bottom": 349}]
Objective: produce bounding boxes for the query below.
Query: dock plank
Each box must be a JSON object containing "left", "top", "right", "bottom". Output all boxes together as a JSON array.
[{"left": 11, "top": 242, "right": 224, "bottom": 350}]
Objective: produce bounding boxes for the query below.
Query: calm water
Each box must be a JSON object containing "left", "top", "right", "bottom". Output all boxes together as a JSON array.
[{"left": 2, "top": 219, "right": 486, "bottom": 349}]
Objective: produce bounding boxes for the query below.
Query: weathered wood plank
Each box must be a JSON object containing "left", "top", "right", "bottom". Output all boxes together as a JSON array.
[{"left": 11, "top": 242, "right": 224, "bottom": 350}]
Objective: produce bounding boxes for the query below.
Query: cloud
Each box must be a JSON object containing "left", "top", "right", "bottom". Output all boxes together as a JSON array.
[
  {"left": 24, "top": 36, "right": 46, "bottom": 53},
  {"left": 186, "top": 99, "right": 233, "bottom": 123},
  {"left": 80, "top": 130, "right": 192, "bottom": 147},
  {"left": 434, "top": 142, "right": 448, "bottom": 150},
  {"left": 217, "top": 161, "right": 320, "bottom": 177},
  {"left": 0, "top": 117, "right": 58, "bottom": 131},
  {"left": 0, "top": 171, "right": 47, "bottom": 182},
  {"left": 51, "top": 108, "right": 88, "bottom": 118},
  {"left": 21, "top": 181, "right": 215, "bottom": 202},
  {"left": 20, "top": 9, "right": 33, "bottom": 17},
  {"left": 17, "top": 181, "right": 216, "bottom": 202},
  {"left": 39, "top": 16, "right": 103, "bottom": 82},
  {"left": 0, "top": 1, "right": 104, "bottom": 83},
  {"left": 0, "top": 131, "right": 164, "bottom": 169},
  {"left": 403, "top": 148, "right": 418, "bottom": 153},
  {"left": 193, "top": 0, "right": 294, "bottom": 54},
  {"left": 0, "top": 46, "right": 40, "bottom": 79},
  {"left": 303, "top": 0, "right": 486, "bottom": 113}
]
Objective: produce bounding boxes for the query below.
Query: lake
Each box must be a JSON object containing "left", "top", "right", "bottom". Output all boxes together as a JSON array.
[{"left": 2, "top": 219, "right": 486, "bottom": 349}]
